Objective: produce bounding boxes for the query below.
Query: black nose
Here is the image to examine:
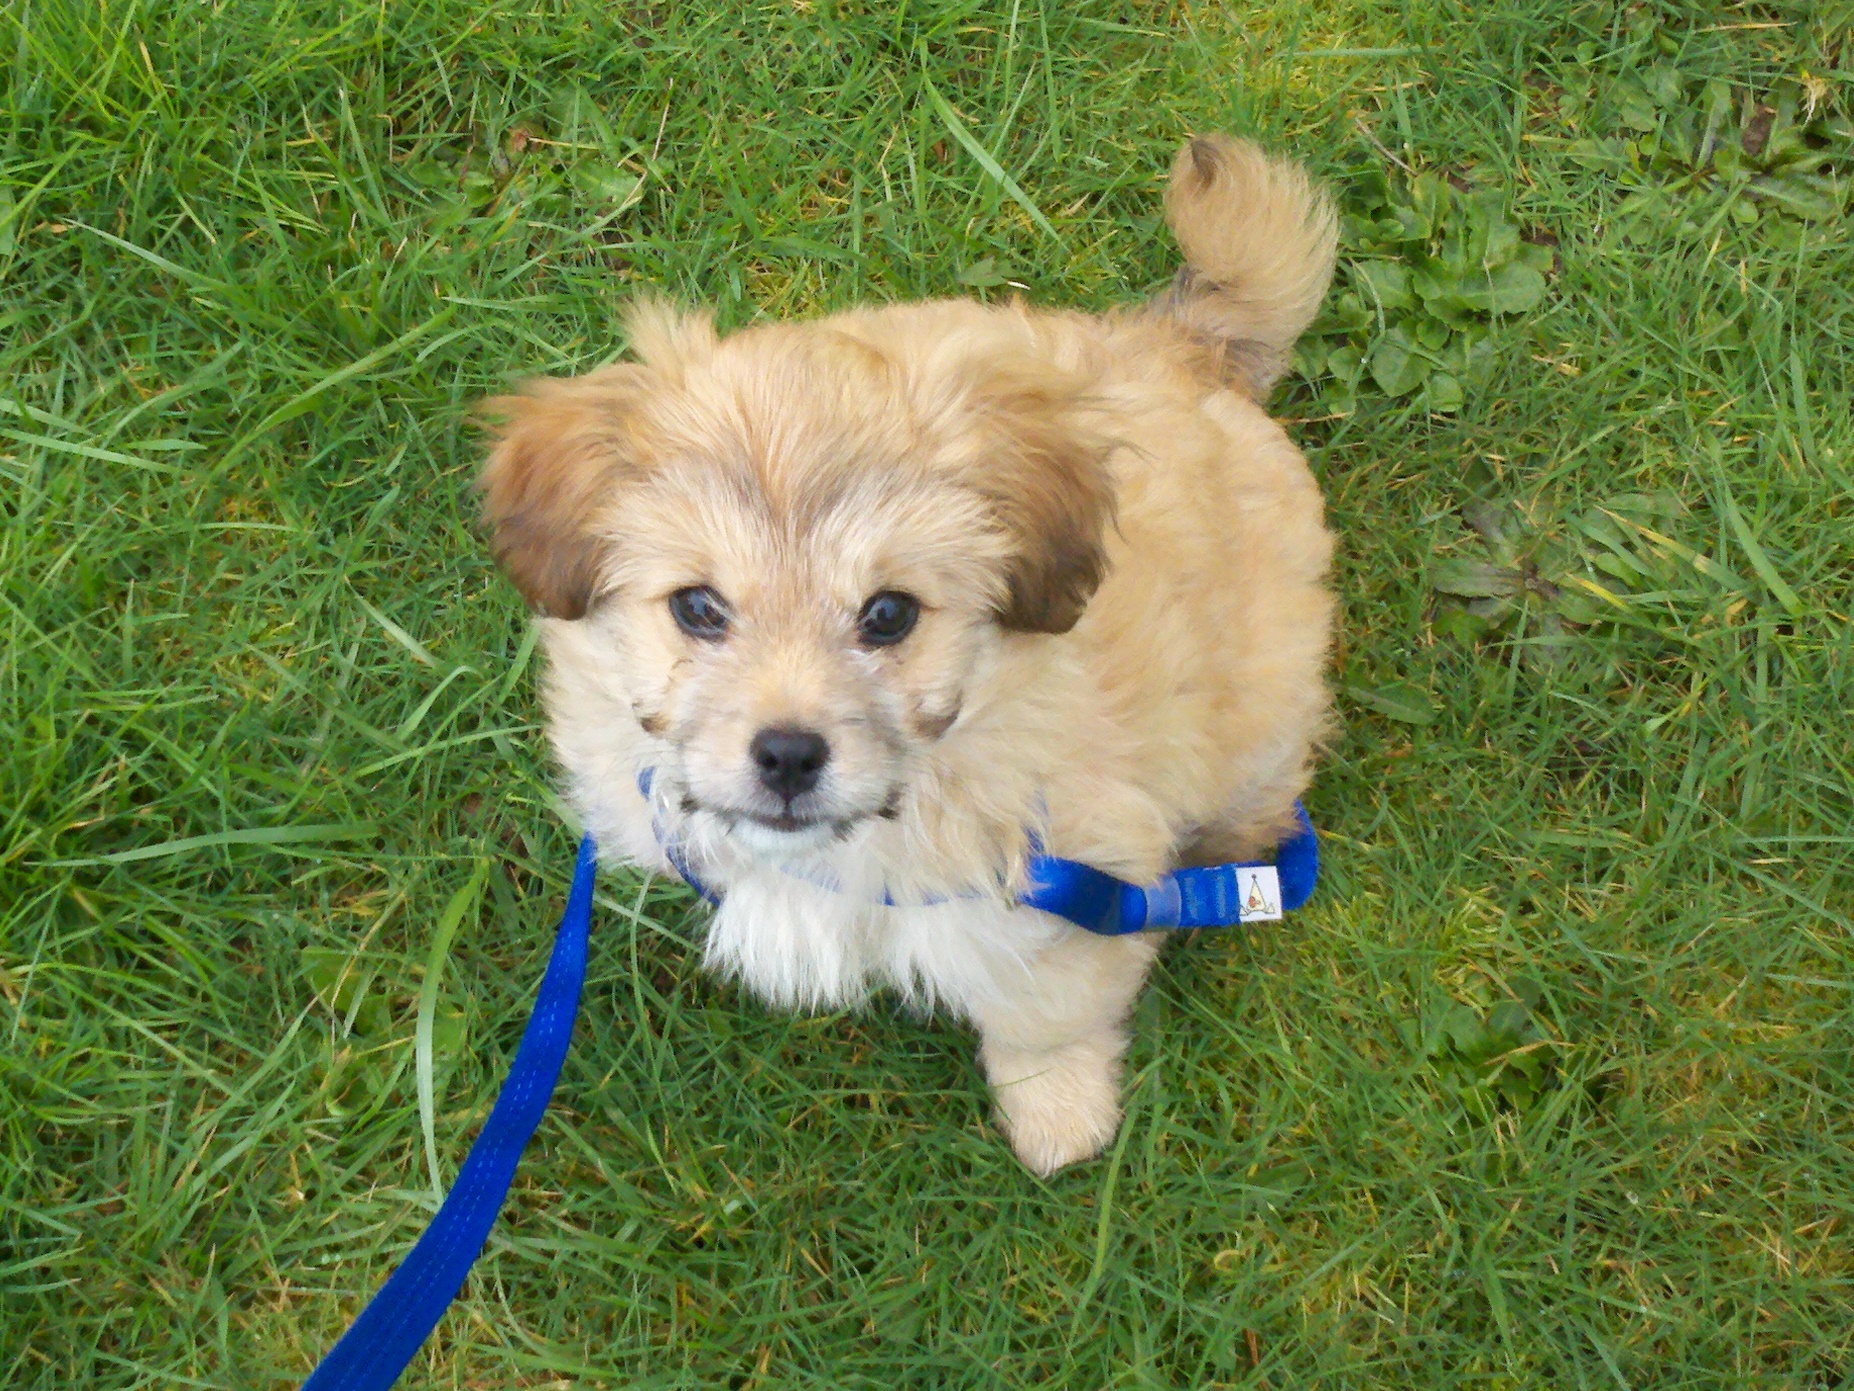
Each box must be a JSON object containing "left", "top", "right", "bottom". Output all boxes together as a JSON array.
[{"left": 750, "top": 727, "right": 830, "bottom": 800}]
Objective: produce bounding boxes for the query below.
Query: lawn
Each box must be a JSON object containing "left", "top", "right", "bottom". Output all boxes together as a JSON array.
[{"left": 3, "top": 0, "right": 1851, "bottom": 1386}]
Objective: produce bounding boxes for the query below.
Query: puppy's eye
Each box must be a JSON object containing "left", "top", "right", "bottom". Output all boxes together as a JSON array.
[
  {"left": 857, "top": 590, "right": 920, "bottom": 647},
  {"left": 669, "top": 586, "right": 731, "bottom": 640}
]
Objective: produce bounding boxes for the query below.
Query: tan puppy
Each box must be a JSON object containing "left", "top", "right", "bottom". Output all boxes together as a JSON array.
[{"left": 478, "top": 137, "right": 1337, "bottom": 1174}]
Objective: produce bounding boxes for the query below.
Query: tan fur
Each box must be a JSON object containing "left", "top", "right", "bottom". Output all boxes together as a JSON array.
[
  {"left": 1157, "top": 135, "right": 1339, "bottom": 396},
  {"left": 477, "top": 366, "right": 652, "bottom": 619},
  {"left": 478, "top": 137, "right": 1337, "bottom": 1174}
]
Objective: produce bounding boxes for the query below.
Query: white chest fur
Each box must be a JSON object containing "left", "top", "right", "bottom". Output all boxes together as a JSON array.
[
  {"left": 565, "top": 749, "right": 1062, "bottom": 1020},
  {"left": 701, "top": 868, "right": 1060, "bottom": 1015}
]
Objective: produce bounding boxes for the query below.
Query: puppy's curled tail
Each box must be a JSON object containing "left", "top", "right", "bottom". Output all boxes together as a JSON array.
[{"left": 1155, "top": 135, "right": 1338, "bottom": 397}]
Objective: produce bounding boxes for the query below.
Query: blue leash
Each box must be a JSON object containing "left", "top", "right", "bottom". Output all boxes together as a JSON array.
[
  {"left": 299, "top": 811, "right": 1319, "bottom": 1388},
  {"left": 300, "top": 836, "right": 597, "bottom": 1391}
]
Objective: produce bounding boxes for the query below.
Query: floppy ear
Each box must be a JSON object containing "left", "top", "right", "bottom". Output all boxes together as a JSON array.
[
  {"left": 968, "top": 372, "right": 1117, "bottom": 635},
  {"left": 476, "top": 366, "right": 649, "bottom": 620}
]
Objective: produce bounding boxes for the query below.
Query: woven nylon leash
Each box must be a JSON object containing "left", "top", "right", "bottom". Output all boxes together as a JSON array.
[
  {"left": 298, "top": 813, "right": 1318, "bottom": 1388},
  {"left": 299, "top": 836, "right": 596, "bottom": 1391}
]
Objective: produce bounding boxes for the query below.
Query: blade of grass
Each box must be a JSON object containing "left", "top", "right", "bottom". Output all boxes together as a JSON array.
[
  {"left": 53, "top": 822, "right": 379, "bottom": 866},
  {"left": 417, "top": 858, "right": 491, "bottom": 1201},
  {"left": 1072, "top": 1061, "right": 1150, "bottom": 1315},
  {"left": 920, "top": 68, "right": 1062, "bottom": 243},
  {"left": 1706, "top": 444, "right": 1805, "bottom": 617}
]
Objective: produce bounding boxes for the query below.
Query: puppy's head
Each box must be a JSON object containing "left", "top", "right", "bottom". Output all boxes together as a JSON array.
[{"left": 479, "top": 302, "right": 1114, "bottom": 856}]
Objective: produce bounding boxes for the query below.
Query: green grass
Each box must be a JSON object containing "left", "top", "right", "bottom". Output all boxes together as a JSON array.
[{"left": 3, "top": 0, "right": 1851, "bottom": 1386}]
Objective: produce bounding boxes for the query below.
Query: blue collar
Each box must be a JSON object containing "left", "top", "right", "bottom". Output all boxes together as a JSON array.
[
  {"left": 638, "top": 769, "right": 1317, "bottom": 933},
  {"left": 1021, "top": 802, "right": 1318, "bottom": 932}
]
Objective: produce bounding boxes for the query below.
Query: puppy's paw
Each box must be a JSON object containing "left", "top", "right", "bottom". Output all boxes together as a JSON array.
[{"left": 987, "top": 1038, "right": 1123, "bottom": 1176}]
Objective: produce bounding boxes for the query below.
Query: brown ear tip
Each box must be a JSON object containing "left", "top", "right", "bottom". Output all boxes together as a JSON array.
[
  {"left": 1187, "top": 136, "right": 1224, "bottom": 183},
  {"left": 488, "top": 524, "right": 598, "bottom": 620},
  {"left": 996, "top": 546, "right": 1109, "bottom": 634},
  {"left": 998, "top": 604, "right": 1086, "bottom": 636},
  {"left": 529, "top": 593, "right": 589, "bottom": 621}
]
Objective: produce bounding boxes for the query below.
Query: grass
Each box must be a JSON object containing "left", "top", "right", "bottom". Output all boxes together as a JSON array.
[{"left": 2, "top": 0, "right": 1851, "bottom": 1385}]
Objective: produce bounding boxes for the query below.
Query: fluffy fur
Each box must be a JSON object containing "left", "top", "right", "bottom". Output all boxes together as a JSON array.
[{"left": 478, "top": 135, "right": 1338, "bottom": 1175}]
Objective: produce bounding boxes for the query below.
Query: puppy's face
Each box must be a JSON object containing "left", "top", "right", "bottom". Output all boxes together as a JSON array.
[
  {"left": 599, "top": 448, "right": 1006, "bottom": 855},
  {"left": 479, "top": 305, "right": 1114, "bottom": 858}
]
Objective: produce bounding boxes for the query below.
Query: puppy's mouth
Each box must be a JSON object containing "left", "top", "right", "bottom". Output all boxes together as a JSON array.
[
  {"left": 723, "top": 805, "right": 877, "bottom": 845},
  {"left": 738, "top": 808, "right": 839, "bottom": 835},
  {"left": 679, "top": 790, "right": 902, "bottom": 845}
]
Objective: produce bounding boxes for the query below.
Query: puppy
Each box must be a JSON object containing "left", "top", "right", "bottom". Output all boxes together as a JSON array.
[{"left": 477, "top": 136, "right": 1337, "bottom": 1174}]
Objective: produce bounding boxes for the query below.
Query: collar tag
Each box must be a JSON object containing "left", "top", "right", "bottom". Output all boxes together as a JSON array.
[{"left": 1235, "top": 865, "right": 1284, "bottom": 922}]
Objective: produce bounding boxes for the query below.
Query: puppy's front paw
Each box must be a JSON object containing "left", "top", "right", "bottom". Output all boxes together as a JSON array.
[{"left": 986, "top": 1038, "right": 1123, "bottom": 1176}]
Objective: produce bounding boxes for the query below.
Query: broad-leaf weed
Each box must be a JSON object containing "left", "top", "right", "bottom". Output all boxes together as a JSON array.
[
  {"left": 1294, "top": 165, "right": 1553, "bottom": 416},
  {"left": 1560, "top": 63, "right": 1852, "bottom": 249}
]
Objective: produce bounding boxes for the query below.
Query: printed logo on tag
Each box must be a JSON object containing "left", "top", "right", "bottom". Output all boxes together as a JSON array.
[{"left": 1236, "top": 866, "right": 1283, "bottom": 922}]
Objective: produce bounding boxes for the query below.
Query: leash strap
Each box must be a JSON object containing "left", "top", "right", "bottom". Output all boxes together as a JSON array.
[{"left": 300, "top": 835, "right": 598, "bottom": 1391}]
